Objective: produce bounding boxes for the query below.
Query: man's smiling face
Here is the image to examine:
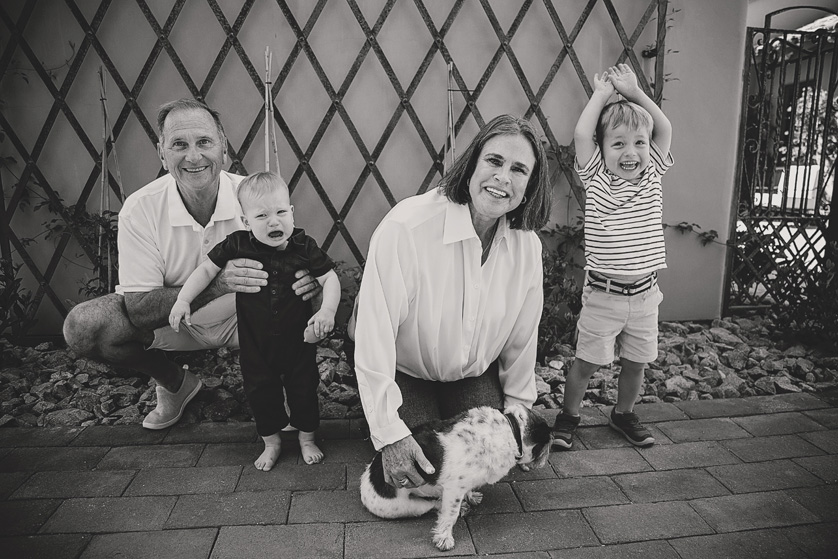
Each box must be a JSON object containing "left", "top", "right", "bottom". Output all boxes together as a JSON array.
[{"left": 158, "top": 107, "right": 227, "bottom": 195}]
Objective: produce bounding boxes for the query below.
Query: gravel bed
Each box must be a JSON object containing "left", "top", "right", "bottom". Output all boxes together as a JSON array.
[{"left": 1, "top": 315, "right": 836, "bottom": 428}]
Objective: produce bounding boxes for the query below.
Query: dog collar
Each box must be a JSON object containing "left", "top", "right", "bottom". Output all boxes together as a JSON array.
[{"left": 504, "top": 412, "right": 524, "bottom": 459}]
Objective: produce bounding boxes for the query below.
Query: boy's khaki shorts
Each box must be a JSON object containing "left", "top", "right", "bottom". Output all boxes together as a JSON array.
[
  {"left": 149, "top": 293, "right": 239, "bottom": 351},
  {"left": 575, "top": 283, "right": 663, "bottom": 366}
]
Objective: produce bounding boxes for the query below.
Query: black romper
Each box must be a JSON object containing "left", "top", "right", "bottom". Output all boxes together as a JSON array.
[{"left": 208, "top": 228, "right": 334, "bottom": 436}]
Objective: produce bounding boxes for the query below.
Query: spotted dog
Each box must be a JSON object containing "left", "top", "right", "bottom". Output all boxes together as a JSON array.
[{"left": 359, "top": 403, "right": 552, "bottom": 551}]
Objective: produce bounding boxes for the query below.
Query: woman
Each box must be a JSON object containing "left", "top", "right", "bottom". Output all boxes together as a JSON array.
[{"left": 353, "top": 114, "right": 552, "bottom": 489}]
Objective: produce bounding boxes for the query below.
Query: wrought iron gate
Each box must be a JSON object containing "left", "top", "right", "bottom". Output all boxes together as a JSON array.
[{"left": 726, "top": 12, "right": 838, "bottom": 314}]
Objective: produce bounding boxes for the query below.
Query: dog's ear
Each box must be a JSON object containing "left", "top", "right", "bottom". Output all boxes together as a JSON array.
[
  {"left": 516, "top": 408, "right": 552, "bottom": 468},
  {"left": 529, "top": 437, "right": 552, "bottom": 468},
  {"left": 530, "top": 420, "right": 552, "bottom": 446}
]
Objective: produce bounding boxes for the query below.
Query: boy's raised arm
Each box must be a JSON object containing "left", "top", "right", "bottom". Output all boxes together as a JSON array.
[
  {"left": 608, "top": 63, "right": 672, "bottom": 154},
  {"left": 574, "top": 72, "right": 615, "bottom": 167}
]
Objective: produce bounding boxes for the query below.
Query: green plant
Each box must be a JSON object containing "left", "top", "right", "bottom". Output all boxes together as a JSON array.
[
  {"left": 667, "top": 217, "right": 837, "bottom": 348},
  {"left": 662, "top": 221, "right": 719, "bottom": 246},
  {"left": 39, "top": 202, "right": 119, "bottom": 298},
  {"left": 785, "top": 86, "right": 837, "bottom": 168},
  {"left": 537, "top": 219, "right": 585, "bottom": 361},
  {"left": 771, "top": 242, "right": 837, "bottom": 350},
  {"left": 0, "top": 259, "right": 37, "bottom": 341},
  {"left": 13, "top": 184, "right": 120, "bottom": 299},
  {"left": 0, "top": 150, "right": 119, "bottom": 339},
  {"left": 332, "top": 260, "right": 363, "bottom": 333},
  {"left": 6, "top": 41, "right": 76, "bottom": 83}
]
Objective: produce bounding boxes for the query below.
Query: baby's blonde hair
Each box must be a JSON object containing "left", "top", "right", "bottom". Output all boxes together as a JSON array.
[
  {"left": 237, "top": 171, "right": 288, "bottom": 210},
  {"left": 596, "top": 100, "right": 654, "bottom": 148}
]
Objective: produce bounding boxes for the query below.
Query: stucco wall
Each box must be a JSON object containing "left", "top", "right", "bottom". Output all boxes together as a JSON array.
[{"left": 654, "top": 0, "right": 747, "bottom": 320}]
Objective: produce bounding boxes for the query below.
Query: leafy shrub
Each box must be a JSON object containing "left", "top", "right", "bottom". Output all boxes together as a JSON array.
[
  {"left": 0, "top": 259, "right": 37, "bottom": 341},
  {"left": 38, "top": 204, "right": 119, "bottom": 298},
  {"left": 772, "top": 242, "right": 838, "bottom": 351},
  {"left": 332, "top": 260, "right": 363, "bottom": 333},
  {"left": 537, "top": 220, "right": 584, "bottom": 362}
]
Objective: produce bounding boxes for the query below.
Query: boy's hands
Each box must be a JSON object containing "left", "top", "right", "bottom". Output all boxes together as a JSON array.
[
  {"left": 607, "top": 63, "right": 642, "bottom": 100},
  {"left": 169, "top": 300, "right": 191, "bottom": 332},
  {"left": 307, "top": 309, "right": 335, "bottom": 340},
  {"left": 593, "top": 71, "right": 615, "bottom": 97}
]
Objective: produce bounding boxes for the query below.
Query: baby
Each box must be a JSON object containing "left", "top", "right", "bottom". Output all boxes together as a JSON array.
[{"left": 170, "top": 171, "right": 340, "bottom": 470}]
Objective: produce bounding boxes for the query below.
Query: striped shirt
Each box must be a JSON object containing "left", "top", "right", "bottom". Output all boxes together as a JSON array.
[{"left": 576, "top": 141, "right": 674, "bottom": 275}]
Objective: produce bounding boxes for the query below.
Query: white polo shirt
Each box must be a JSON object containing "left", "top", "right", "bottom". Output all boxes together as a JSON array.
[{"left": 116, "top": 171, "right": 245, "bottom": 294}]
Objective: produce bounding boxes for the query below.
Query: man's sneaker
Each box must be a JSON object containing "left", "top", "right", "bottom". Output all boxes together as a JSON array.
[
  {"left": 142, "top": 370, "right": 202, "bottom": 430},
  {"left": 551, "top": 412, "right": 581, "bottom": 449},
  {"left": 609, "top": 408, "right": 655, "bottom": 447}
]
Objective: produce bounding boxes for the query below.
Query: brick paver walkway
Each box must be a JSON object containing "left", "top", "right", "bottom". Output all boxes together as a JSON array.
[{"left": 1, "top": 392, "right": 836, "bottom": 558}]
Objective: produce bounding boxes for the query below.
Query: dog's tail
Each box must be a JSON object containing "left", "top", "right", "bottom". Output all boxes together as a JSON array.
[{"left": 359, "top": 454, "right": 438, "bottom": 519}]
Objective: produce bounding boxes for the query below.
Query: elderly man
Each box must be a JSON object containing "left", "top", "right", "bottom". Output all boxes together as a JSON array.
[{"left": 63, "top": 98, "right": 318, "bottom": 429}]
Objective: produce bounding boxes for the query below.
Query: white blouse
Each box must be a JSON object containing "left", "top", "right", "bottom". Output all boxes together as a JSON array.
[{"left": 354, "top": 189, "right": 543, "bottom": 450}]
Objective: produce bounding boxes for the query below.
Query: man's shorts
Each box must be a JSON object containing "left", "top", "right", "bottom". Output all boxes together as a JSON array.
[
  {"left": 149, "top": 293, "right": 239, "bottom": 351},
  {"left": 575, "top": 283, "right": 663, "bottom": 366}
]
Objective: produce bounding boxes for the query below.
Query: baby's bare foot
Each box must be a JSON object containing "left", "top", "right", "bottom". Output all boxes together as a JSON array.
[
  {"left": 299, "top": 431, "right": 323, "bottom": 464},
  {"left": 255, "top": 433, "right": 282, "bottom": 471}
]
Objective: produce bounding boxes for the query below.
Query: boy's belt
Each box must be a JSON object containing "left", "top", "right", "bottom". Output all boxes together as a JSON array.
[{"left": 587, "top": 271, "right": 656, "bottom": 296}]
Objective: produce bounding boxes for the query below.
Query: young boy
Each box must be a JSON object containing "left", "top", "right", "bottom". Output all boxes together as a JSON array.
[
  {"left": 170, "top": 171, "right": 341, "bottom": 470},
  {"left": 553, "top": 63, "right": 673, "bottom": 449}
]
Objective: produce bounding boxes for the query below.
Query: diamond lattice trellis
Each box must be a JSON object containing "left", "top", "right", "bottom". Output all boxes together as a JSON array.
[{"left": 0, "top": 0, "right": 669, "bottom": 335}]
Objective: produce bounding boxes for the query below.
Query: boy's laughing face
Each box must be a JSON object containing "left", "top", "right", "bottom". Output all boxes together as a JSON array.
[{"left": 601, "top": 124, "right": 651, "bottom": 184}]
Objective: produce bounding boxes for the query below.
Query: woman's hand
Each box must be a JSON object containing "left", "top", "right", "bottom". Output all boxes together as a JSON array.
[{"left": 381, "top": 435, "right": 436, "bottom": 489}]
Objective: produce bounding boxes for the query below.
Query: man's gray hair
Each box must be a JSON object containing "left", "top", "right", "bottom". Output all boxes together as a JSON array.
[{"left": 157, "top": 98, "right": 226, "bottom": 142}]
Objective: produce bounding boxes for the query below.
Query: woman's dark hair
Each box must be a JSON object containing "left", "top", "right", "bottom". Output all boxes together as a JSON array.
[{"left": 437, "top": 114, "right": 552, "bottom": 231}]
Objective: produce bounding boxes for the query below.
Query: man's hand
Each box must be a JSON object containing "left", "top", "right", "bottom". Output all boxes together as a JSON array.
[
  {"left": 291, "top": 269, "right": 322, "bottom": 302},
  {"left": 381, "top": 435, "right": 435, "bottom": 489},
  {"left": 607, "top": 63, "right": 642, "bottom": 100},
  {"left": 169, "top": 300, "right": 191, "bottom": 332},
  {"left": 214, "top": 258, "right": 268, "bottom": 294}
]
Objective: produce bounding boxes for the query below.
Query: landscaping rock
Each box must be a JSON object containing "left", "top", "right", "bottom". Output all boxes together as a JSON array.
[
  {"left": 2, "top": 315, "right": 837, "bottom": 427},
  {"left": 774, "top": 375, "right": 802, "bottom": 393},
  {"left": 43, "top": 408, "right": 95, "bottom": 426}
]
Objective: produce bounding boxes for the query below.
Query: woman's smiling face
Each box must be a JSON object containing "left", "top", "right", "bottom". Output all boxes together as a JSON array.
[{"left": 467, "top": 133, "right": 535, "bottom": 225}]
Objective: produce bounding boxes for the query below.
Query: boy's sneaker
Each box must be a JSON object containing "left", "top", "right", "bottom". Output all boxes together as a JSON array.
[
  {"left": 551, "top": 412, "right": 581, "bottom": 449},
  {"left": 609, "top": 408, "right": 655, "bottom": 447}
]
